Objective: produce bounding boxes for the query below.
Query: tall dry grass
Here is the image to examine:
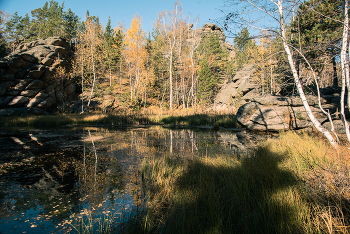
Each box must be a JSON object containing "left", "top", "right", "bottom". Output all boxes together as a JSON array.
[
  {"left": 141, "top": 131, "right": 350, "bottom": 233},
  {"left": 0, "top": 107, "right": 237, "bottom": 129}
]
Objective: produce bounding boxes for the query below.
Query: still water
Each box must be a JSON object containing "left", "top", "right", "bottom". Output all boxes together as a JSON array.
[{"left": 0, "top": 126, "right": 266, "bottom": 233}]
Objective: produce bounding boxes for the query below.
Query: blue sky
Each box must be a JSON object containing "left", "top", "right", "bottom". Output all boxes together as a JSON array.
[{"left": 0, "top": 0, "right": 229, "bottom": 39}]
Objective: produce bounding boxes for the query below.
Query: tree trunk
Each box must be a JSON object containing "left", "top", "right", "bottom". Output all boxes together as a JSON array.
[
  {"left": 87, "top": 47, "right": 96, "bottom": 108},
  {"left": 332, "top": 55, "right": 338, "bottom": 88},
  {"left": 170, "top": 50, "right": 173, "bottom": 109},
  {"left": 277, "top": 0, "right": 338, "bottom": 147},
  {"left": 81, "top": 51, "right": 84, "bottom": 113},
  {"left": 340, "top": 0, "right": 350, "bottom": 143}
]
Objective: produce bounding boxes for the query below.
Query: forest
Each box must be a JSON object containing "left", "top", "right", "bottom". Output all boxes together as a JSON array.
[
  {"left": 2, "top": 1, "right": 350, "bottom": 233},
  {"left": 0, "top": 0, "right": 343, "bottom": 111},
  {"left": 0, "top": 0, "right": 350, "bottom": 147}
]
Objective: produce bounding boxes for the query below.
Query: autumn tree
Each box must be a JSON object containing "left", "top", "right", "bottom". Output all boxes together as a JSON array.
[
  {"left": 156, "top": 0, "right": 185, "bottom": 109},
  {"left": 73, "top": 12, "right": 103, "bottom": 110},
  {"left": 250, "top": 33, "right": 279, "bottom": 95},
  {"left": 145, "top": 28, "right": 169, "bottom": 108},
  {"left": 186, "top": 20, "right": 201, "bottom": 107},
  {"left": 123, "top": 14, "right": 150, "bottom": 106}
]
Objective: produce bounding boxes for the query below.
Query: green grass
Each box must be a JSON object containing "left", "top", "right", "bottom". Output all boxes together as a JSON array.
[{"left": 141, "top": 131, "right": 350, "bottom": 233}]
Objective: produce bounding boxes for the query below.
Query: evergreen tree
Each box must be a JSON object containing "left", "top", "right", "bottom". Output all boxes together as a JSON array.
[
  {"left": 196, "top": 31, "right": 228, "bottom": 103},
  {"left": 63, "top": 8, "right": 80, "bottom": 44},
  {"left": 4, "top": 1, "right": 81, "bottom": 45},
  {"left": 29, "top": 1, "right": 49, "bottom": 40},
  {"left": 0, "top": 10, "right": 9, "bottom": 57},
  {"left": 291, "top": 0, "right": 343, "bottom": 87},
  {"left": 145, "top": 28, "right": 168, "bottom": 102},
  {"left": 21, "top": 14, "right": 31, "bottom": 40},
  {"left": 198, "top": 58, "right": 215, "bottom": 103},
  {"left": 103, "top": 16, "right": 122, "bottom": 86},
  {"left": 46, "top": 0, "right": 65, "bottom": 37},
  {"left": 234, "top": 27, "right": 255, "bottom": 67},
  {"left": 4, "top": 12, "right": 23, "bottom": 50}
]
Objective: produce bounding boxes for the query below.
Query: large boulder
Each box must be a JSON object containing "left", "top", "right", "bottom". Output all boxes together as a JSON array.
[
  {"left": 0, "top": 37, "right": 79, "bottom": 116},
  {"left": 236, "top": 94, "right": 342, "bottom": 132}
]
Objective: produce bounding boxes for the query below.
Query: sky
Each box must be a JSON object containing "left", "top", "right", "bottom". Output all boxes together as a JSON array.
[{"left": 0, "top": 0, "right": 231, "bottom": 41}]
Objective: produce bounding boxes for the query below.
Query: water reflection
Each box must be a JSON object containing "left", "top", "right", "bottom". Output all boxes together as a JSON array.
[{"left": 0, "top": 126, "right": 267, "bottom": 233}]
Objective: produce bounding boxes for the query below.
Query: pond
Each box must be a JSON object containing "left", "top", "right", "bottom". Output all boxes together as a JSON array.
[{"left": 0, "top": 126, "right": 268, "bottom": 233}]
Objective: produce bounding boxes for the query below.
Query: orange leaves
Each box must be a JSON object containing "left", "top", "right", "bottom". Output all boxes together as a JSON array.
[
  {"left": 123, "top": 14, "right": 147, "bottom": 67},
  {"left": 122, "top": 14, "right": 151, "bottom": 101}
]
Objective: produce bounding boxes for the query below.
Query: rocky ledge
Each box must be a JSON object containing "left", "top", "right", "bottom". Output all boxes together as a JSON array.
[
  {"left": 236, "top": 94, "right": 347, "bottom": 134},
  {"left": 0, "top": 37, "right": 79, "bottom": 116}
]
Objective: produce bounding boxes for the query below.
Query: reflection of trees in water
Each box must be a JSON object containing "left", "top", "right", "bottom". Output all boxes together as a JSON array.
[
  {"left": 74, "top": 129, "right": 124, "bottom": 210},
  {"left": 0, "top": 127, "right": 265, "bottom": 232}
]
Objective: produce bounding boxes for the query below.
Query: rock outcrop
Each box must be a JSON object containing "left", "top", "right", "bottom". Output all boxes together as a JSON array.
[
  {"left": 0, "top": 37, "right": 78, "bottom": 116},
  {"left": 236, "top": 94, "right": 345, "bottom": 133},
  {"left": 189, "top": 23, "right": 234, "bottom": 58},
  {"left": 214, "top": 64, "right": 259, "bottom": 111}
]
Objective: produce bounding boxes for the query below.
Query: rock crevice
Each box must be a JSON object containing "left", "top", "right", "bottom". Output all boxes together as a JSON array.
[{"left": 0, "top": 37, "right": 78, "bottom": 116}]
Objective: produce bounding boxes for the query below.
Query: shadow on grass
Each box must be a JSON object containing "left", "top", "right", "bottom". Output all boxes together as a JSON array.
[
  {"left": 0, "top": 114, "right": 237, "bottom": 129},
  {"left": 153, "top": 145, "right": 303, "bottom": 234},
  {"left": 0, "top": 113, "right": 155, "bottom": 128},
  {"left": 160, "top": 114, "right": 238, "bottom": 128}
]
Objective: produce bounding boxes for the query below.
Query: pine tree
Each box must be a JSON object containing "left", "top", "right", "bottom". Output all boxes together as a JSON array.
[
  {"left": 29, "top": 1, "right": 49, "bottom": 40},
  {"left": 0, "top": 10, "right": 9, "bottom": 56},
  {"left": 103, "top": 16, "right": 120, "bottom": 86},
  {"left": 4, "top": 12, "right": 23, "bottom": 51},
  {"left": 63, "top": 8, "right": 80, "bottom": 44},
  {"left": 196, "top": 30, "right": 228, "bottom": 103},
  {"left": 198, "top": 58, "right": 215, "bottom": 103},
  {"left": 234, "top": 27, "right": 255, "bottom": 67},
  {"left": 292, "top": 0, "right": 343, "bottom": 88}
]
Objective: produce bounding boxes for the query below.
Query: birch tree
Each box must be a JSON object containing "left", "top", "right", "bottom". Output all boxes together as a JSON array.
[
  {"left": 73, "top": 13, "right": 103, "bottom": 110},
  {"left": 186, "top": 19, "right": 201, "bottom": 107},
  {"left": 156, "top": 0, "right": 184, "bottom": 110},
  {"left": 223, "top": 0, "right": 339, "bottom": 147},
  {"left": 340, "top": 0, "right": 350, "bottom": 142}
]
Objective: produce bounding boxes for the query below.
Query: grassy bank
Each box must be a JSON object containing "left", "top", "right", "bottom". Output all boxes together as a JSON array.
[
  {"left": 141, "top": 131, "right": 350, "bottom": 233},
  {"left": 0, "top": 110, "right": 238, "bottom": 129},
  {"left": 0, "top": 113, "right": 151, "bottom": 128}
]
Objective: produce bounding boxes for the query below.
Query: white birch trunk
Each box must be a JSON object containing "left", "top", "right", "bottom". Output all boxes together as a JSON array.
[
  {"left": 340, "top": 0, "right": 350, "bottom": 143},
  {"left": 169, "top": 49, "right": 173, "bottom": 109},
  {"left": 87, "top": 45, "right": 96, "bottom": 107},
  {"left": 277, "top": 0, "right": 338, "bottom": 147},
  {"left": 81, "top": 50, "right": 84, "bottom": 113}
]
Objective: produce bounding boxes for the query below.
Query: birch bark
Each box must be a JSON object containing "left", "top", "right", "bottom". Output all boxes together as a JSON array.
[{"left": 276, "top": 0, "right": 338, "bottom": 147}]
